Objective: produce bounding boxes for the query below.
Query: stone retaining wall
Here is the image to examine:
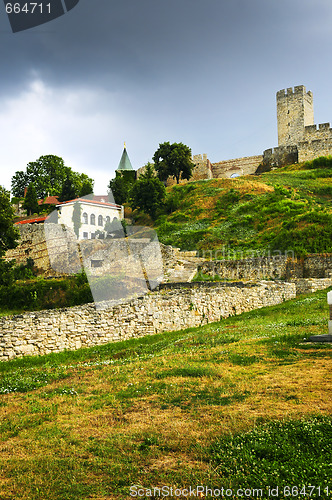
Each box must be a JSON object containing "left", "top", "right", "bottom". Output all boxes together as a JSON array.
[
  {"left": 200, "top": 254, "right": 332, "bottom": 281},
  {"left": 292, "top": 278, "right": 332, "bottom": 296},
  {"left": 0, "top": 281, "right": 295, "bottom": 361}
]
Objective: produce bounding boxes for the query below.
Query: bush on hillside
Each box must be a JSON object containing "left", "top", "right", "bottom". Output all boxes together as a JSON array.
[
  {"left": 304, "top": 155, "right": 332, "bottom": 169},
  {"left": 0, "top": 272, "right": 93, "bottom": 312}
]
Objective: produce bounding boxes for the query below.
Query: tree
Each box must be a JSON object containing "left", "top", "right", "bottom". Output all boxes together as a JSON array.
[
  {"left": 108, "top": 175, "right": 130, "bottom": 205},
  {"left": 130, "top": 163, "right": 166, "bottom": 219},
  {"left": 72, "top": 172, "right": 94, "bottom": 198},
  {"left": 0, "top": 186, "right": 20, "bottom": 257},
  {"left": 152, "top": 142, "right": 195, "bottom": 184},
  {"left": 79, "top": 179, "right": 94, "bottom": 198},
  {"left": 72, "top": 201, "right": 82, "bottom": 238},
  {"left": 11, "top": 171, "right": 28, "bottom": 198},
  {"left": 25, "top": 155, "right": 68, "bottom": 198},
  {"left": 11, "top": 155, "right": 94, "bottom": 199},
  {"left": 23, "top": 183, "right": 39, "bottom": 216},
  {"left": 59, "top": 173, "right": 77, "bottom": 202}
]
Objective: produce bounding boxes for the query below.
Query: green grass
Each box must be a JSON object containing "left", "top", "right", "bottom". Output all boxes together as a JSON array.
[
  {"left": 152, "top": 158, "right": 332, "bottom": 255},
  {"left": 211, "top": 416, "right": 332, "bottom": 492},
  {"left": 0, "top": 288, "right": 331, "bottom": 498}
]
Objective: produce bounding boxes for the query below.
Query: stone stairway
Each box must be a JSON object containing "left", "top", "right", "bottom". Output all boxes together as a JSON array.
[{"left": 163, "top": 249, "right": 204, "bottom": 283}]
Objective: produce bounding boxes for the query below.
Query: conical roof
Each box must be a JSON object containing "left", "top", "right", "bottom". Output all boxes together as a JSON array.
[{"left": 116, "top": 143, "right": 133, "bottom": 171}]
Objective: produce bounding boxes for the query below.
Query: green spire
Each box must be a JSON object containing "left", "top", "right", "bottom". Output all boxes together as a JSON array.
[{"left": 116, "top": 143, "right": 133, "bottom": 171}]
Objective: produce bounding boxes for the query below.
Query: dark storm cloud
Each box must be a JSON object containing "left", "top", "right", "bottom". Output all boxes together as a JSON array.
[
  {"left": 1, "top": 0, "right": 332, "bottom": 193},
  {"left": 1, "top": 0, "right": 330, "bottom": 97},
  {"left": 0, "top": 0, "right": 309, "bottom": 90}
]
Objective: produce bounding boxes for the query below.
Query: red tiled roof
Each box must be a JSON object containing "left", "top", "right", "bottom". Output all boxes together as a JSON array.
[
  {"left": 38, "top": 196, "right": 59, "bottom": 206},
  {"left": 15, "top": 216, "right": 47, "bottom": 225}
]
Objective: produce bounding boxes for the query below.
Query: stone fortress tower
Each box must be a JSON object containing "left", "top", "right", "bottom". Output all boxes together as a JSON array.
[
  {"left": 263, "top": 85, "right": 332, "bottom": 168},
  {"left": 277, "top": 85, "right": 314, "bottom": 146}
]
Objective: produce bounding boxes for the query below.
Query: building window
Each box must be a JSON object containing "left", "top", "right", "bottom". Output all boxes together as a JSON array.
[
  {"left": 98, "top": 215, "right": 103, "bottom": 226},
  {"left": 82, "top": 212, "right": 88, "bottom": 224},
  {"left": 90, "top": 214, "right": 95, "bottom": 225},
  {"left": 105, "top": 216, "right": 110, "bottom": 224},
  {"left": 91, "top": 232, "right": 96, "bottom": 239},
  {"left": 83, "top": 232, "right": 88, "bottom": 239}
]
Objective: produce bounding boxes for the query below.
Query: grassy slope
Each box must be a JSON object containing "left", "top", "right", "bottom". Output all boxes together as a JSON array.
[
  {"left": 152, "top": 157, "right": 332, "bottom": 256},
  {"left": 0, "top": 289, "right": 331, "bottom": 499}
]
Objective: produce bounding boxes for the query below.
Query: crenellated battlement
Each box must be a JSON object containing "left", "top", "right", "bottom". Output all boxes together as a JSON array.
[
  {"left": 276, "top": 85, "right": 313, "bottom": 101},
  {"left": 303, "top": 123, "right": 332, "bottom": 141},
  {"left": 192, "top": 153, "right": 207, "bottom": 163}
]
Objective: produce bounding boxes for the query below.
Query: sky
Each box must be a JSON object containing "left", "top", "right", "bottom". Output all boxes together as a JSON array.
[{"left": 1, "top": 0, "right": 332, "bottom": 194}]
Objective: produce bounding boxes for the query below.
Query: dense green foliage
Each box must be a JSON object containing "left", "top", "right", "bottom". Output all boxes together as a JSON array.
[
  {"left": 22, "top": 182, "right": 39, "bottom": 216},
  {"left": 0, "top": 272, "right": 92, "bottom": 313},
  {"left": 153, "top": 141, "right": 194, "bottom": 184},
  {"left": 0, "top": 185, "right": 19, "bottom": 257},
  {"left": 58, "top": 173, "right": 77, "bottom": 202},
  {"left": 0, "top": 258, "right": 37, "bottom": 286},
  {"left": 11, "top": 155, "right": 94, "bottom": 199},
  {"left": 130, "top": 163, "right": 166, "bottom": 219},
  {"left": 79, "top": 179, "right": 94, "bottom": 197},
  {"left": 153, "top": 158, "right": 332, "bottom": 256},
  {"left": 108, "top": 170, "right": 136, "bottom": 205}
]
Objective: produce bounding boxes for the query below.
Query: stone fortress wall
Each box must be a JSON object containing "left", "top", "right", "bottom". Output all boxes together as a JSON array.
[
  {"left": 199, "top": 254, "right": 332, "bottom": 295},
  {"left": 263, "top": 85, "right": 332, "bottom": 167},
  {"left": 0, "top": 280, "right": 296, "bottom": 361},
  {"left": 151, "top": 85, "right": 332, "bottom": 184}
]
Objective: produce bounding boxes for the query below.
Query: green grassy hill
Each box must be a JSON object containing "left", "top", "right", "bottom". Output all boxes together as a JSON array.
[
  {"left": 0, "top": 289, "right": 331, "bottom": 498},
  {"left": 150, "top": 156, "right": 332, "bottom": 256}
]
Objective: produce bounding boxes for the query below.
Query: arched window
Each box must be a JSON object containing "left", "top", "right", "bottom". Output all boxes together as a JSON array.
[
  {"left": 82, "top": 212, "right": 88, "bottom": 224},
  {"left": 105, "top": 216, "right": 110, "bottom": 224},
  {"left": 98, "top": 215, "right": 103, "bottom": 226},
  {"left": 90, "top": 214, "right": 95, "bottom": 225}
]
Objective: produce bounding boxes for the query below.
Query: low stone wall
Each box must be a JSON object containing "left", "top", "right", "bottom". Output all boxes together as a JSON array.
[
  {"left": 292, "top": 278, "right": 332, "bottom": 296},
  {"left": 199, "top": 254, "right": 332, "bottom": 281},
  {"left": 0, "top": 281, "right": 295, "bottom": 361}
]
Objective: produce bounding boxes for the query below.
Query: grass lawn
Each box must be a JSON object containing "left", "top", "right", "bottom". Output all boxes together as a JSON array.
[{"left": 0, "top": 289, "right": 331, "bottom": 499}]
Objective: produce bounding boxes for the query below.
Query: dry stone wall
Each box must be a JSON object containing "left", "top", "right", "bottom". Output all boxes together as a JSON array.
[
  {"left": 0, "top": 281, "right": 295, "bottom": 361},
  {"left": 200, "top": 254, "right": 332, "bottom": 281},
  {"left": 5, "top": 223, "right": 80, "bottom": 276},
  {"left": 293, "top": 278, "right": 332, "bottom": 296}
]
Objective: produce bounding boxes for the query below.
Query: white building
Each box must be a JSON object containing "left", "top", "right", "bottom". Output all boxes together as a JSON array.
[{"left": 56, "top": 197, "right": 124, "bottom": 240}]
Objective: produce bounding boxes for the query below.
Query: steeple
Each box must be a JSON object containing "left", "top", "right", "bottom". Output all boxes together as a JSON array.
[{"left": 116, "top": 143, "right": 133, "bottom": 171}]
